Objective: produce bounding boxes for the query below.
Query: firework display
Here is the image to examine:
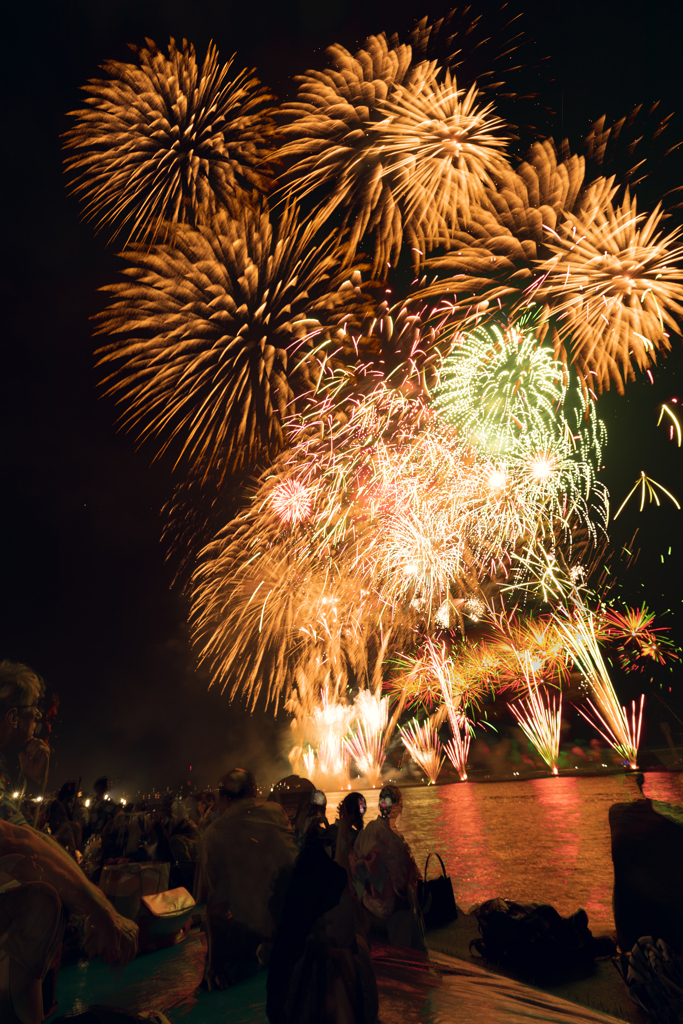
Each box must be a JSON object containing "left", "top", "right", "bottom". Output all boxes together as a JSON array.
[
  {"left": 398, "top": 720, "right": 445, "bottom": 784},
  {"left": 613, "top": 471, "right": 682, "bottom": 519},
  {"left": 65, "top": 39, "right": 276, "bottom": 242},
  {"left": 509, "top": 682, "right": 563, "bottom": 775},
  {"left": 66, "top": 9, "right": 683, "bottom": 787},
  {"left": 556, "top": 612, "right": 643, "bottom": 768},
  {"left": 95, "top": 201, "right": 367, "bottom": 475}
]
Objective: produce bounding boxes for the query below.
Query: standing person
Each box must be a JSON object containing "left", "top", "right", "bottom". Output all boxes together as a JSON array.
[
  {"left": 267, "top": 791, "right": 377, "bottom": 1024},
  {"left": 350, "top": 785, "right": 425, "bottom": 950},
  {"left": 84, "top": 776, "right": 116, "bottom": 842},
  {"left": 0, "top": 661, "right": 50, "bottom": 825},
  {"left": 195, "top": 769, "right": 298, "bottom": 990}
]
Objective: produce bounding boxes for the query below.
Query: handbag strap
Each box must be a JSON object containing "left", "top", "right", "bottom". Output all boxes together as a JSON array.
[{"left": 424, "top": 852, "right": 448, "bottom": 880}]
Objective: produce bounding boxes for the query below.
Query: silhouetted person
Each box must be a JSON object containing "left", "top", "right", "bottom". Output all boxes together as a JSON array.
[
  {"left": 195, "top": 769, "right": 298, "bottom": 989},
  {"left": 0, "top": 661, "right": 137, "bottom": 1023},
  {"left": 45, "top": 781, "right": 82, "bottom": 855},
  {"left": 0, "top": 660, "right": 50, "bottom": 826},
  {"left": 610, "top": 782, "right": 683, "bottom": 952},
  {"left": 268, "top": 792, "right": 377, "bottom": 1024},
  {"left": 84, "top": 776, "right": 116, "bottom": 842},
  {"left": 350, "top": 785, "right": 425, "bottom": 950}
]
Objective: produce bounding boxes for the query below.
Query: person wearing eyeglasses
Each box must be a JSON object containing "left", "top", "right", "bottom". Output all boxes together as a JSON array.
[
  {"left": 0, "top": 661, "right": 138, "bottom": 1023},
  {"left": 0, "top": 660, "right": 50, "bottom": 826}
]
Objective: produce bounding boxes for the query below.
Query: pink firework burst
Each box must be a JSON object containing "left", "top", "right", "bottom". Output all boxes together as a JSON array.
[{"left": 270, "top": 479, "right": 312, "bottom": 524}]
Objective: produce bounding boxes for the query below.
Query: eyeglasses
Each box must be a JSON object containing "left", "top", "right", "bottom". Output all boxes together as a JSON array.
[{"left": 15, "top": 704, "right": 43, "bottom": 718}]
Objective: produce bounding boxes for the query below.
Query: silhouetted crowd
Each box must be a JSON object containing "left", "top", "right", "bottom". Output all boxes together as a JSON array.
[
  {"left": 0, "top": 660, "right": 428, "bottom": 1023},
  {"left": 3, "top": 657, "right": 683, "bottom": 1024}
]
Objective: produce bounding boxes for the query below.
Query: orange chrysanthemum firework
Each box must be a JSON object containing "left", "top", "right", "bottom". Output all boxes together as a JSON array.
[{"left": 64, "top": 38, "right": 276, "bottom": 242}]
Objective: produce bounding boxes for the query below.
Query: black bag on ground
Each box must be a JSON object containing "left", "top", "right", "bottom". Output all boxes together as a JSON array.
[
  {"left": 417, "top": 853, "right": 458, "bottom": 930},
  {"left": 470, "top": 897, "right": 614, "bottom": 982}
]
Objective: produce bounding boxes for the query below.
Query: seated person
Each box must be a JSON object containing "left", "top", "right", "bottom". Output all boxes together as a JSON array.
[
  {"left": 350, "top": 785, "right": 425, "bottom": 950},
  {"left": 83, "top": 776, "right": 116, "bottom": 843},
  {"left": 610, "top": 777, "right": 683, "bottom": 952},
  {"left": 45, "top": 781, "right": 82, "bottom": 857},
  {"left": 195, "top": 769, "right": 298, "bottom": 990},
  {"left": 0, "top": 660, "right": 137, "bottom": 1024},
  {"left": 0, "top": 819, "right": 138, "bottom": 1024}
]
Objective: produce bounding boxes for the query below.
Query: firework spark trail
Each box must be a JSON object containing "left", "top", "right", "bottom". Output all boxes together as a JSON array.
[
  {"left": 575, "top": 694, "right": 645, "bottom": 768},
  {"left": 433, "top": 321, "right": 608, "bottom": 542},
  {"left": 658, "top": 404, "right": 682, "bottom": 446},
  {"left": 309, "top": 691, "right": 355, "bottom": 786},
  {"left": 96, "top": 200, "right": 369, "bottom": 478},
  {"left": 556, "top": 611, "right": 641, "bottom": 768},
  {"left": 601, "top": 604, "right": 680, "bottom": 669},
  {"left": 398, "top": 719, "right": 445, "bottom": 784},
  {"left": 373, "top": 68, "right": 509, "bottom": 256},
  {"left": 534, "top": 191, "right": 683, "bottom": 394},
  {"left": 509, "top": 679, "right": 562, "bottom": 774},
  {"left": 64, "top": 38, "right": 276, "bottom": 242},
  {"left": 191, "top": 364, "right": 608, "bottom": 709},
  {"left": 302, "top": 747, "right": 316, "bottom": 781},
  {"left": 345, "top": 726, "right": 386, "bottom": 788},
  {"left": 413, "top": 140, "right": 589, "bottom": 310},
  {"left": 490, "top": 612, "right": 571, "bottom": 688},
  {"left": 613, "top": 471, "right": 681, "bottom": 519},
  {"left": 278, "top": 32, "right": 511, "bottom": 276},
  {"left": 434, "top": 322, "right": 569, "bottom": 448},
  {"left": 344, "top": 688, "right": 389, "bottom": 788},
  {"left": 270, "top": 479, "right": 314, "bottom": 524},
  {"left": 443, "top": 717, "right": 471, "bottom": 781},
  {"left": 413, "top": 143, "right": 683, "bottom": 392}
]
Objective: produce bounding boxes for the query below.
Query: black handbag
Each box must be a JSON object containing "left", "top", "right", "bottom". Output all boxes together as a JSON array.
[{"left": 417, "top": 853, "right": 458, "bottom": 929}]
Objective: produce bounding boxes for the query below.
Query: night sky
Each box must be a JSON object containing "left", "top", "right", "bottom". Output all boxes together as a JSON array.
[{"left": 2, "top": 0, "right": 683, "bottom": 798}]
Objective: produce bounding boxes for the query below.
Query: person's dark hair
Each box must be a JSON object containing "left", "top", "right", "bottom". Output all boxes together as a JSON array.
[
  {"left": 218, "top": 768, "right": 256, "bottom": 800},
  {"left": 338, "top": 791, "right": 366, "bottom": 827},
  {"left": 57, "top": 780, "right": 78, "bottom": 804},
  {"left": 94, "top": 776, "right": 109, "bottom": 791},
  {"left": 0, "top": 660, "right": 43, "bottom": 717}
]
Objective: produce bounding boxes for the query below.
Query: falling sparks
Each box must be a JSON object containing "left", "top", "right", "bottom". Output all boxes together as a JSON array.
[
  {"left": 398, "top": 719, "right": 445, "bottom": 784},
  {"left": 613, "top": 471, "right": 681, "bottom": 519}
]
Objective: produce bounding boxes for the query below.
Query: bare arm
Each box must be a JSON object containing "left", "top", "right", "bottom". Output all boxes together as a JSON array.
[{"left": 0, "top": 819, "right": 138, "bottom": 964}]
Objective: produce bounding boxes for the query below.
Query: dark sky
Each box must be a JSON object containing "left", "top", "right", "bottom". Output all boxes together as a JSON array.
[{"left": 2, "top": 0, "right": 683, "bottom": 797}]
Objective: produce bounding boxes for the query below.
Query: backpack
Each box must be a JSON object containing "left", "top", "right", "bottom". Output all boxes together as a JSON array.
[{"left": 470, "top": 897, "right": 614, "bottom": 982}]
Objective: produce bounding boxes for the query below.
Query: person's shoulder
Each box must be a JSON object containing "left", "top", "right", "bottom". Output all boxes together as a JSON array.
[{"left": 0, "top": 798, "right": 29, "bottom": 828}]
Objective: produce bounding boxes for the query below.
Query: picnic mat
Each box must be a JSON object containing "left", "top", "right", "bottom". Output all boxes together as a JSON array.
[{"left": 46, "top": 930, "right": 630, "bottom": 1024}]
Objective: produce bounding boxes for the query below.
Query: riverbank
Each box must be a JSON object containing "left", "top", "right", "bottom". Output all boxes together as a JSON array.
[{"left": 426, "top": 908, "right": 645, "bottom": 1024}]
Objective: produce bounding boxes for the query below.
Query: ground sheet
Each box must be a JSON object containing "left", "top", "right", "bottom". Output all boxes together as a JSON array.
[{"left": 43, "top": 928, "right": 636, "bottom": 1024}]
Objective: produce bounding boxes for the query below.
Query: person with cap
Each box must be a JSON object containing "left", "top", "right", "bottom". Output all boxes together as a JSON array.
[
  {"left": 350, "top": 784, "right": 426, "bottom": 950},
  {"left": 195, "top": 768, "right": 298, "bottom": 990}
]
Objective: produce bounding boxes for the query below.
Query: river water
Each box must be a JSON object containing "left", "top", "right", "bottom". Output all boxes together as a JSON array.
[{"left": 327, "top": 771, "right": 683, "bottom": 935}]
